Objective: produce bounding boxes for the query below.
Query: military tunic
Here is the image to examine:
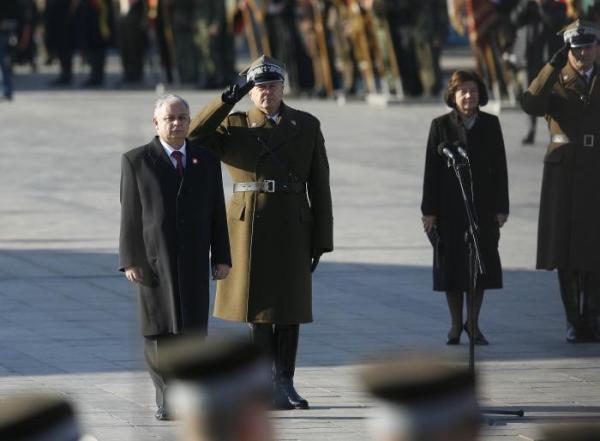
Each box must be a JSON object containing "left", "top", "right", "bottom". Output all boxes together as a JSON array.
[
  {"left": 188, "top": 98, "right": 333, "bottom": 324},
  {"left": 522, "top": 62, "right": 600, "bottom": 271}
]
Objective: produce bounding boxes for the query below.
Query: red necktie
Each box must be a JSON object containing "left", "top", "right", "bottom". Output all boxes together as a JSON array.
[{"left": 171, "top": 151, "right": 185, "bottom": 177}]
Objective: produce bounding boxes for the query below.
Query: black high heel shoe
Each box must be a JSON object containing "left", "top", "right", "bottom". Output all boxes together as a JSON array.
[
  {"left": 464, "top": 323, "right": 489, "bottom": 345},
  {"left": 446, "top": 327, "right": 462, "bottom": 345}
]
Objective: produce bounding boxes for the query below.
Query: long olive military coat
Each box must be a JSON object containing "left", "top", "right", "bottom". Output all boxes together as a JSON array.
[
  {"left": 522, "top": 62, "right": 600, "bottom": 271},
  {"left": 188, "top": 97, "right": 333, "bottom": 324},
  {"left": 421, "top": 111, "right": 509, "bottom": 292},
  {"left": 119, "top": 138, "right": 231, "bottom": 336}
]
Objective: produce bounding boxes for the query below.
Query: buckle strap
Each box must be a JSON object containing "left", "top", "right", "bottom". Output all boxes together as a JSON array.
[{"left": 233, "top": 181, "right": 306, "bottom": 194}]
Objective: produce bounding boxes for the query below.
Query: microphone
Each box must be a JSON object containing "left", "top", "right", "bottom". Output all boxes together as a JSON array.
[
  {"left": 437, "top": 142, "right": 456, "bottom": 161},
  {"left": 455, "top": 143, "right": 469, "bottom": 161}
]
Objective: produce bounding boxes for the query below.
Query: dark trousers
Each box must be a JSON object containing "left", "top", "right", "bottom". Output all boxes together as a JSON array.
[
  {"left": 250, "top": 324, "right": 300, "bottom": 380},
  {"left": 0, "top": 33, "right": 13, "bottom": 98},
  {"left": 558, "top": 270, "right": 600, "bottom": 331},
  {"left": 144, "top": 335, "right": 174, "bottom": 409}
]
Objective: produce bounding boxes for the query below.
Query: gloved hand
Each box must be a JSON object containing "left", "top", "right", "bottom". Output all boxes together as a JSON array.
[
  {"left": 221, "top": 79, "right": 255, "bottom": 104},
  {"left": 310, "top": 254, "right": 322, "bottom": 273},
  {"left": 549, "top": 43, "right": 570, "bottom": 69}
]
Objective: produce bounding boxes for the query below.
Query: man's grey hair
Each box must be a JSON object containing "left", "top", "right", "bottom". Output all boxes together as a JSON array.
[{"left": 153, "top": 93, "right": 190, "bottom": 117}]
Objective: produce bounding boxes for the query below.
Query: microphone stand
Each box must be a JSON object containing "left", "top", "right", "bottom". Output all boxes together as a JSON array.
[{"left": 447, "top": 153, "right": 524, "bottom": 419}]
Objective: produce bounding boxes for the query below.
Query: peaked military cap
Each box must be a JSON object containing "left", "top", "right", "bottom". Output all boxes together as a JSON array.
[
  {"left": 159, "top": 337, "right": 271, "bottom": 411},
  {"left": 241, "top": 55, "right": 286, "bottom": 84},
  {"left": 560, "top": 20, "right": 600, "bottom": 47},
  {"left": 360, "top": 355, "right": 480, "bottom": 435},
  {"left": 0, "top": 393, "right": 83, "bottom": 441},
  {"left": 541, "top": 423, "right": 600, "bottom": 441}
]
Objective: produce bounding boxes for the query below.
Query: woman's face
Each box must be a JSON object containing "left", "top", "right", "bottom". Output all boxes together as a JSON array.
[{"left": 454, "top": 80, "right": 479, "bottom": 117}]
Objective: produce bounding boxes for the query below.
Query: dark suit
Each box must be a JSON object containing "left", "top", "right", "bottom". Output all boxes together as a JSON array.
[{"left": 119, "top": 136, "right": 231, "bottom": 407}]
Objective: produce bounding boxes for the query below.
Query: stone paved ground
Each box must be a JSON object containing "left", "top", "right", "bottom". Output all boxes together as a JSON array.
[{"left": 1, "top": 80, "right": 599, "bottom": 440}]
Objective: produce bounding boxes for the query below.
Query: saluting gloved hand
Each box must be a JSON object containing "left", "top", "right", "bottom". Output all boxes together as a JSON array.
[
  {"left": 550, "top": 43, "right": 570, "bottom": 69},
  {"left": 222, "top": 79, "right": 255, "bottom": 104}
]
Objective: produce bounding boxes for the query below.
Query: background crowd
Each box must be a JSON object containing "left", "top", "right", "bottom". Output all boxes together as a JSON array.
[{"left": 1, "top": 0, "right": 600, "bottom": 100}]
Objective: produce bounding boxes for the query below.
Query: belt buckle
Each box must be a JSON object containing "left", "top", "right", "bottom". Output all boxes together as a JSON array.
[
  {"left": 264, "top": 180, "right": 275, "bottom": 193},
  {"left": 584, "top": 134, "right": 594, "bottom": 147}
]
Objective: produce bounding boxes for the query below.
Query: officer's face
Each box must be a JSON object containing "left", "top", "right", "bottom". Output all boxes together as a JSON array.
[
  {"left": 153, "top": 101, "right": 190, "bottom": 147},
  {"left": 454, "top": 81, "right": 479, "bottom": 117},
  {"left": 568, "top": 43, "right": 599, "bottom": 73},
  {"left": 250, "top": 81, "right": 284, "bottom": 115}
]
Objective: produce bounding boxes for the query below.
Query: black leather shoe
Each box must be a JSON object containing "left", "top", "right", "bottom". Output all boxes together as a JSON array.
[
  {"left": 464, "top": 323, "right": 489, "bottom": 345},
  {"left": 280, "top": 378, "right": 309, "bottom": 409},
  {"left": 154, "top": 407, "right": 172, "bottom": 421}
]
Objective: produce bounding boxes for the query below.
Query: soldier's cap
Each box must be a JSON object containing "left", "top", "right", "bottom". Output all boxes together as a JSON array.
[
  {"left": 158, "top": 336, "right": 271, "bottom": 412},
  {"left": 241, "top": 55, "right": 286, "bottom": 85},
  {"left": 541, "top": 423, "right": 600, "bottom": 441},
  {"left": 560, "top": 19, "right": 600, "bottom": 47},
  {"left": 0, "top": 393, "right": 87, "bottom": 441},
  {"left": 360, "top": 355, "right": 480, "bottom": 436}
]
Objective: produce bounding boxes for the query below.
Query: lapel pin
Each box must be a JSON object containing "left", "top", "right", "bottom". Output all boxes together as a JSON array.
[
  {"left": 192, "top": 158, "right": 198, "bottom": 165},
  {"left": 291, "top": 120, "right": 297, "bottom": 126}
]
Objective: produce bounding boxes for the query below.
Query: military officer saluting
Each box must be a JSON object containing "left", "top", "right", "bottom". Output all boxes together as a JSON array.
[
  {"left": 188, "top": 55, "right": 334, "bottom": 410},
  {"left": 522, "top": 19, "right": 600, "bottom": 343}
]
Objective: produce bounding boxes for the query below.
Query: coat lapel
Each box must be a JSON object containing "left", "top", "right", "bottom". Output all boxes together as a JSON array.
[
  {"left": 148, "top": 136, "right": 179, "bottom": 177},
  {"left": 178, "top": 144, "right": 206, "bottom": 198},
  {"left": 561, "top": 63, "right": 589, "bottom": 97},
  {"left": 268, "top": 103, "right": 301, "bottom": 151}
]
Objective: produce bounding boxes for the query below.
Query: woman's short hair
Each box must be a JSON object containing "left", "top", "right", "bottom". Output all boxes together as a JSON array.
[{"left": 444, "top": 70, "right": 488, "bottom": 109}]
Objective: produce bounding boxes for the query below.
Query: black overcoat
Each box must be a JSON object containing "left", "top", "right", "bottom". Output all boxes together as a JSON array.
[
  {"left": 119, "top": 137, "right": 231, "bottom": 336},
  {"left": 421, "top": 111, "right": 509, "bottom": 292}
]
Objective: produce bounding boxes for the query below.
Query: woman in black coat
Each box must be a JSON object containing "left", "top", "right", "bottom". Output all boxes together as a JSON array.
[{"left": 421, "top": 70, "right": 509, "bottom": 345}]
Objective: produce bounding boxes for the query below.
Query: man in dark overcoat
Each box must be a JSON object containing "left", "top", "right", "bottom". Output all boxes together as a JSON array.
[
  {"left": 188, "top": 55, "right": 334, "bottom": 410},
  {"left": 522, "top": 19, "right": 600, "bottom": 343},
  {"left": 119, "top": 93, "right": 231, "bottom": 419}
]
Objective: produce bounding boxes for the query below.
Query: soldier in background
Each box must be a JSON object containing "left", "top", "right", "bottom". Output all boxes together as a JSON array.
[
  {"left": 117, "top": 0, "right": 148, "bottom": 85},
  {"left": 360, "top": 355, "right": 481, "bottom": 441},
  {"left": 0, "top": 393, "right": 96, "bottom": 441},
  {"left": 167, "top": 0, "right": 199, "bottom": 84},
  {"left": 195, "top": 0, "right": 236, "bottom": 89},
  {"left": 0, "top": 0, "right": 18, "bottom": 101},
  {"left": 159, "top": 337, "right": 273, "bottom": 441},
  {"left": 511, "top": 0, "right": 567, "bottom": 144},
  {"left": 413, "top": 0, "right": 449, "bottom": 96},
  {"left": 13, "top": 0, "right": 39, "bottom": 72},
  {"left": 77, "top": 0, "right": 114, "bottom": 87},
  {"left": 46, "top": 0, "right": 77, "bottom": 86},
  {"left": 383, "top": 0, "right": 423, "bottom": 96}
]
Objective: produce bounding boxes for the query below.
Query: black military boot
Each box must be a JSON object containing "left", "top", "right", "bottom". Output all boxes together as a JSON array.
[
  {"left": 582, "top": 278, "right": 600, "bottom": 342},
  {"left": 558, "top": 271, "right": 584, "bottom": 343},
  {"left": 250, "top": 324, "right": 294, "bottom": 410},
  {"left": 274, "top": 325, "right": 309, "bottom": 410}
]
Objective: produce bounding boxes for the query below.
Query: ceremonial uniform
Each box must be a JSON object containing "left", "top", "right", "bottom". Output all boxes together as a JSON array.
[
  {"left": 0, "top": 393, "right": 91, "bottom": 441},
  {"left": 188, "top": 56, "right": 333, "bottom": 409},
  {"left": 360, "top": 356, "right": 481, "bottom": 441},
  {"left": 522, "top": 19, "right": 600, "bottom": 342}
]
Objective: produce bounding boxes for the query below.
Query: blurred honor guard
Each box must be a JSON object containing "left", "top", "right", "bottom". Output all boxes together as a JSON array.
[
  {"left": 119, "top": 94, "right": 232, "bottom": 420},
  {"left": 0, "top": 393, "right": 96, "bottom": 441},
  {"left": 360, "top": 356, "right": 481, "bottom": 441},
  {"left": 158, "top": 337, "right": 273, "bottom": 441},
  {"left": 522, "top": 19, "right": 600, "bottom": 343},
  {"left": 188, "top": 55, "right": 334, "bottom": 410},
  {"left": 541, "top": 423, "right": 600, "bottom": 441}
]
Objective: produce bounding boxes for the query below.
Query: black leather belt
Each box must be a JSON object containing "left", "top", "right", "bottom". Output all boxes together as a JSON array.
[{"left": 233, "top": 180, "right": 306, "bottom": 194}]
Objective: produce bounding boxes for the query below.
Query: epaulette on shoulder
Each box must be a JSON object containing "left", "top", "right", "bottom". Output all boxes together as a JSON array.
[{"left": 227, "top": 110, "right": 247, "bottom": 123}]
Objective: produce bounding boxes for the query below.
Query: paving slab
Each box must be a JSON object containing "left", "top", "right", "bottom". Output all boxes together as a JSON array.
[{"left": 0, "top": 85, "right": 598, "bottom": 441}]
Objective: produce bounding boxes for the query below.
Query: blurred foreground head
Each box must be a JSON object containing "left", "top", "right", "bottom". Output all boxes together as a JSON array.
[
  {"left": 159, "top": 336, "right": 273, "bottom": 441},
  {"left": 360, "top": 355, "right": 480, "bottom": 441},
  {"left": 0, "top": 393, "right": 95, "bottom": 441},
  {"left": 541, "top": 423, "right": 600, "bottom": 441}
]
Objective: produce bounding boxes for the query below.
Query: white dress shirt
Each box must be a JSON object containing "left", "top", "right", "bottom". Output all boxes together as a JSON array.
[{"left": 159, "top": 138, "right": 187, "bottom": 170}]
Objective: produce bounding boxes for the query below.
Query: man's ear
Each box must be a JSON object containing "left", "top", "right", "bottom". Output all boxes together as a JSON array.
[{"left": 152, "top": 116, "right": 158, "bottom": 129}]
